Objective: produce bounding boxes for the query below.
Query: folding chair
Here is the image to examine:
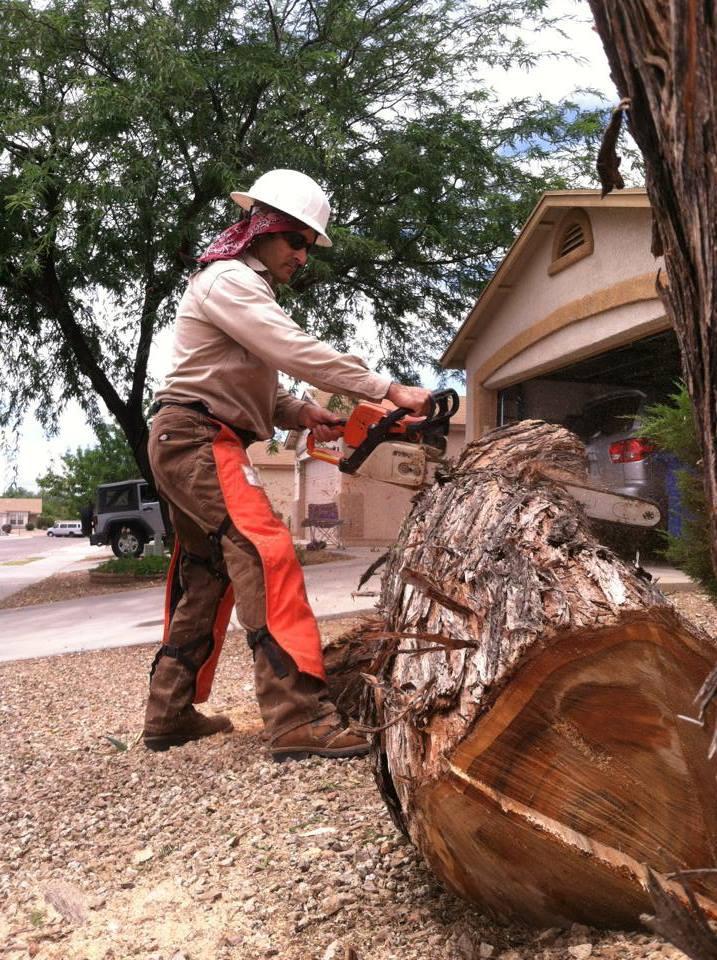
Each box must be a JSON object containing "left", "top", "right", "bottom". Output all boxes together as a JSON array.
[{"left": 302, "top": 502, "right": 344, "bottom": 549}]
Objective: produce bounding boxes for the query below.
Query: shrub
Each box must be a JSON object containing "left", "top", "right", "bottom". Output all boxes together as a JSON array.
[
  {"left": 1, "top": 523, "right": 11, "bottom": 534},
  {"left": 95, "top": 554, "right": 170, "bottom": 577},
  {"left": 36, "top": 514, "right": 54, "bottom": 529},
  {"left": 25, "top": 522, "right": 35, "bottom": 531},
  {"left": 640, "top": 383, "right": 716, "bottom": 596}
]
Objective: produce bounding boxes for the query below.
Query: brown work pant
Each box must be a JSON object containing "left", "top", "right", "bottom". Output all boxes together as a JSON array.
[{"left": 143, "top": 404, "right": 334, "bottom": 739}]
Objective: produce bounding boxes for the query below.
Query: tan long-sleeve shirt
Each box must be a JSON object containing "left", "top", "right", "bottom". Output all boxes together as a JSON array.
[{"left": 155, "top": 254, "right": 391, "bottom": 438}]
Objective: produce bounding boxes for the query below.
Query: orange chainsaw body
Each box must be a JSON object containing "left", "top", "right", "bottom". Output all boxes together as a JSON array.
[{"left": 342, "top": 402, "right": 422, "bottom": 448}]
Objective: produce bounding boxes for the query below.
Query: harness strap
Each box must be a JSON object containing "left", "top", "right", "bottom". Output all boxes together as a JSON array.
[
  {"left": 178, "top": 516, "right": 232, "bottom": 582},
  {"left": 149, "top": 633, "right": 211, "bottom": 680},
  {"left": 207, "top": 514, "right": 232, "bottom": 572},
  {"left": 247, "top": 626, "right": 290, "bottom": 679},
  {"left": 149, "top": 399, "right": 257, "bottom": 446}
]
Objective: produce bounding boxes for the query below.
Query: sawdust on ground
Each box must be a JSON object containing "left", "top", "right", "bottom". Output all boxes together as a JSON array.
[{"left": 1, "top": 599, "right": 714, "bottom": 960}]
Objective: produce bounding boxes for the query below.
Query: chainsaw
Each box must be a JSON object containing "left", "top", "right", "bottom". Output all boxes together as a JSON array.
[{"left": 306, "top": 390, "right": 662, "bottom": 528}]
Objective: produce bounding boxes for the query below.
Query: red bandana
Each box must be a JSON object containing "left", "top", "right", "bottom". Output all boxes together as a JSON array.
[{"left": 197, "top": 207, "right": 309, "bottom": 263}]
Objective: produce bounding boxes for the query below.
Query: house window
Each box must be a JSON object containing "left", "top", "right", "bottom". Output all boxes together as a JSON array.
[
  {"left": 548, "top": 208, "right": 594, "bottom": 276},
  {"left": 8, "top": 512, "right": 27, "bottom": 526}
]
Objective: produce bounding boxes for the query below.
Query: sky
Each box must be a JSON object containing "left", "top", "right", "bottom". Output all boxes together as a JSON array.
[{"left": 1, "top": 0, "right": 619, "bottom": 494}]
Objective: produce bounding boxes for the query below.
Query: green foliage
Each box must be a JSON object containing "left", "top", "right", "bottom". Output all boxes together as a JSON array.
[
  {"left": 36, "top": 422, "right": 137, "bottom": 517},
  {"left": 1, "top": 484, "right": 37, "bottom": 497},
  {"left": 36, "top": 513, "right": 54, "bottom": 529},
  {"left": 24, "top": 521, "right": 34, "bottom": 530},
  {"left": 638, "top": 384, "right": 701, "bottom": 467},
  {"left": 0, "top": 0, "right": 609, "bottom": 450},
  {"left": 95, "top": 554, "right": 170, "bottom": 576},
  {"left": 640, "top": 383, "right": 716, "bottom": 596}
]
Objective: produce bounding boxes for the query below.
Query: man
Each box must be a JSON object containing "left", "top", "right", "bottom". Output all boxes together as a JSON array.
[{"left": 143, "top": 168, "right": 431, "bottom": 760}]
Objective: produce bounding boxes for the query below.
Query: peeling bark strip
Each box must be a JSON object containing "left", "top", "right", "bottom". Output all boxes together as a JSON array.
[
  {"left": 358, "top": 422, "right": 717, "bottom": 928},
  {"left": 587, "top": 0, "right": 717, "bottom": 581},
  {"left": 596, "top": 98, "right": 631, "bottom": 197}
]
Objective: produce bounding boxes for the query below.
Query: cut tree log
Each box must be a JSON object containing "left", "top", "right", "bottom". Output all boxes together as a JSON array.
[{"left": 354, "top": 421, "right": 717, "bottom": 929}]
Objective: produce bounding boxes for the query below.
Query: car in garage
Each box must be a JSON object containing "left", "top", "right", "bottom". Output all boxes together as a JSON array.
[{"left": 569, "top": 389, "right": 668, "bottom": 520}]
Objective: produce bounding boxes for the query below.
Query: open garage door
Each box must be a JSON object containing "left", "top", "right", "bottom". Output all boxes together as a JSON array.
[
  {"left": 497, "top": 330, "right": 683, "bottom": 426},
  {"left": 497, "top": 330, "right": 684, "bottom": 539}
]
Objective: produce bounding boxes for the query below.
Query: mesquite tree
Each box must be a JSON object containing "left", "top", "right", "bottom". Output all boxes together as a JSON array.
[
  {"left": 587, "top": 0, "right": 717, "bottom": 577},
  {"left": 0, "top": 0, "right": 605, "bottom": 479}
]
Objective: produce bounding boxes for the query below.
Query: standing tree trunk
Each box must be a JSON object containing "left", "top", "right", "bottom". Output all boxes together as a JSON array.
[
  {"left": 357, "top": 422, "right": 717, "bottom": 928},
  {"left": 587, "top": 0, "right": 717, "bottom": 576}
]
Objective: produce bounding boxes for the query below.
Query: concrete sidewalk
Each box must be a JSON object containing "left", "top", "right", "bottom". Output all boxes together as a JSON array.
[{"left": 0, "top": 548, "right": 385, "bottom": 663}]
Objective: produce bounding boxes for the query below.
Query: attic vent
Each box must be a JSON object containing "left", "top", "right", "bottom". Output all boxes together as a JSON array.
[
  {"left": 559, "top": 221, "right": 585, "bottom": 256},
  {"left": 549, "top": 208, "right": 594, "bottom": 276}
]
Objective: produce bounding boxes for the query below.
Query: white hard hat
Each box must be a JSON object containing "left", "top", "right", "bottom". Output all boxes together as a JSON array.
[{"left": 231, "top": 169, "right": 332, "bottom": 248}]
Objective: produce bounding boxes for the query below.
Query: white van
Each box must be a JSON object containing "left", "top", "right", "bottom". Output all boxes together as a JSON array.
[{"left": 47, "top": 521, "right": 83, "bottom": 538}]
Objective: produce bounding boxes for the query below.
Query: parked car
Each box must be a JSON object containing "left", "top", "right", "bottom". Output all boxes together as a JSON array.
[
  {"left": 46, "top": 520, "right": 83, "bottom": 537},
  {"left": 568, "top": 389, "right": 667, "bottom": 520},
  {"left": 90, "top": 479, "right": 165, "bottom": 558}
]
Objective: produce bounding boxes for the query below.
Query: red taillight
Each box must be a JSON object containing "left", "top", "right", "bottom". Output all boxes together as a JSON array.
[{"left": 608, "top": 438, "right": 655, "bottom": 463}]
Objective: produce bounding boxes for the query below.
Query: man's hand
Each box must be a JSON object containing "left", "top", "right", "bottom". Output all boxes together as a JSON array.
[
  {"left": 386, "top": 383, "right": 433, "bottom": 416},
  {"left": 298, "top": 404, "right": 345, "bottom": 442}
]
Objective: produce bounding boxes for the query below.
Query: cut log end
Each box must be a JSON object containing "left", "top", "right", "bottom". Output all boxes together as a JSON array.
[{"left": 329, "top": 422, "right": 717, "bottom": 928}]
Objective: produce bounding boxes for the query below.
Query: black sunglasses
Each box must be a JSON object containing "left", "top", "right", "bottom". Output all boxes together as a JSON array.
[{"left": 281, "top": 231, "right": 316, "bottom": 253}]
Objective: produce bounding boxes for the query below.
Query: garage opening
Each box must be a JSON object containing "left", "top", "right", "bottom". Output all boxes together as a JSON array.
[{"left": 497, "top": 330, "right": 682, "bottom": 428}]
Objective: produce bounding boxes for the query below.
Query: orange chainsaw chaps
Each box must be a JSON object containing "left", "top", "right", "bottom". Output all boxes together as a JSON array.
[{"left": 212, "top": 424, "right": 326, "bottom": 681}]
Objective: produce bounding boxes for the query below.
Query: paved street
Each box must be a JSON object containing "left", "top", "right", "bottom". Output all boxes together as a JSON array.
[
  {"left": 0, "top": 533, "right": 113, "bottom": 602},
  {"left": 0, "top": 547, "right": 384, "bottom": 663}
]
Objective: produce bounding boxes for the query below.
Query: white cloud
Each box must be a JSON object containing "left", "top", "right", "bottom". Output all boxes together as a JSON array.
[
  {"left": 486, "top": 0, "right": 616, "bottom": 104},
  {"left": 2, "top": 403, "right": 94, "bottom": 492}
]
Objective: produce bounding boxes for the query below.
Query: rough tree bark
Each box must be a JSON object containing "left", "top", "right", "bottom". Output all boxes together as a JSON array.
[
  {"left": 587, "top": 0, "right": 717, "bottom": 576},
  {"left": 354, "top": 422, "right": 717, "bottom": 928}
]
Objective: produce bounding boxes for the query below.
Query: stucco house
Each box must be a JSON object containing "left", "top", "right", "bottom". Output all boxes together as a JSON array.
[
  {"left": 248, "top": 444, "right": 297, "bottom": 530},
  {"left": 287, "top": 391, "right": 466, "bottom": 546},
  {"left": 0, "top": 497, "right": 43, "bottom": 529},
  {"left": 442, "top": 188, "right": 679, "bottom": 441}
]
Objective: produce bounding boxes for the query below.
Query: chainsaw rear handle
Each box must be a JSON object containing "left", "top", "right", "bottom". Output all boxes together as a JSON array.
[{"left": 305, "top": 432, "right": 343, "bottom": 465}]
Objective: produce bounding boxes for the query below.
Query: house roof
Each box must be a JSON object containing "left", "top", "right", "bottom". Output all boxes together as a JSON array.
[
  {"left": 0, "top": 498, "right": 42, "bottom": 511},
  {"left": 250, "top": 443, "right": 296, "bottom": 468},
  {"left": 441, "top": 188, "right": 651, "bottom": 369}
]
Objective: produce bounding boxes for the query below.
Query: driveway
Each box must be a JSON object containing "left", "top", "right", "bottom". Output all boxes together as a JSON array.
[{"left": 0, "top": 547, "right": 385, "bottom": 663}]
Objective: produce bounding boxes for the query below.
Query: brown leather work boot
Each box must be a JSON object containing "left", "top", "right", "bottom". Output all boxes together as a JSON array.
[
  {"left": 270, "top": 714, "right": 370, "bottom": 763},
  {"left": 249, "top": 628, "right": 370, "bottom": 762},
  {"left": 143, "top": 706, "right": 234, "bottom": 751}
]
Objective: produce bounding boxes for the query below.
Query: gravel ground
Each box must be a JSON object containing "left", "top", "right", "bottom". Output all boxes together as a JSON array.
[{"left": 1, "top": 597, "right": 714, "bottom": 960}]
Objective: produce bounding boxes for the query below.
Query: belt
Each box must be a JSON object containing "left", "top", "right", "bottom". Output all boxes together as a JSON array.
[{"left": 149, "top": 400, "right": 257, "bottom": 447}]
